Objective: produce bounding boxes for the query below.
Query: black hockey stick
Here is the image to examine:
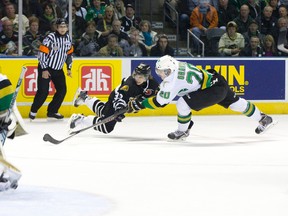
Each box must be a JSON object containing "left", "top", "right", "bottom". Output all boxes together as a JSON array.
[{"left": 43, "top": 107, "right": 128, "bottom": 144}]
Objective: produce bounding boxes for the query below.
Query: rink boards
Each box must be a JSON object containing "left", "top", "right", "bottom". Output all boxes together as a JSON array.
[{"left": 0, "top": 57, "right": 287, "bottom": 117}]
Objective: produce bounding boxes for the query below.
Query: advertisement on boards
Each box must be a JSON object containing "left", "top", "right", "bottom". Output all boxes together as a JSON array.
[{"left": 131, "top": 59, "right": 285, "bottom": 101}]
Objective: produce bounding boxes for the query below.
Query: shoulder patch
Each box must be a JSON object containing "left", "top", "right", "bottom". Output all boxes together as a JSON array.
[{"left": 120, "top": 85, "right": 129, "bottom": 91}]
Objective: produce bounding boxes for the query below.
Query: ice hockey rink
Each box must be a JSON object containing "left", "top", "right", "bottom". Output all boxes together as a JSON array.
[{"left": 1, "top": 114, "right": 288, "bottom": 216}]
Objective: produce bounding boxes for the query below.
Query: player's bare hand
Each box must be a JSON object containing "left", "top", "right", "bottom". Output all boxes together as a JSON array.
[{"left": 67, "top": 70, "right": 72, "bottom": 78}]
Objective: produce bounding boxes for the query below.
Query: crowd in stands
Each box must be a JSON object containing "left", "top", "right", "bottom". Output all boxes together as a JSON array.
[
  {"left": 166, "top": 0, "right": 288, "bottom": 56},
  {"left": 0, "top": 0, "right": 175, "bottom": 57},
  {"left": 2, "top": 0, "right": 288, "bottom": 57}
]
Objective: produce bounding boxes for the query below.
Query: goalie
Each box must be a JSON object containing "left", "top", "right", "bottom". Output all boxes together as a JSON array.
[
  {"left": 68, "top": 63, "right": 159, "bottom": 134},
  {"left": 0, "top": 73, "right": 21, "bottom": 192}
]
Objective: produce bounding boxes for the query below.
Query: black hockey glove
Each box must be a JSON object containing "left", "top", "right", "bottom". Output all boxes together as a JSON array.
[{"left": 127, "top": 98, "right": 144, "bottom": 113}]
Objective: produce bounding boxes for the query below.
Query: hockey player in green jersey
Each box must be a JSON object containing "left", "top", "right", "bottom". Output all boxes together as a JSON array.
[{"left": 127, "top": 55, "right": 273, "bottom": 140}]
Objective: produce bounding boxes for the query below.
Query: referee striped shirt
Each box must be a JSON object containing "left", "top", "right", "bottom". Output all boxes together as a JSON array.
[{"left": 38, "top": 32, "right": 73, "bottom": 71}]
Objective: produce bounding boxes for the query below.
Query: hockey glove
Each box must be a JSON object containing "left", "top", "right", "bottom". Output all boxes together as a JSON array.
[
  {"left": 0, "top": 118, "right": 16, "bottom": 139},
  {"left": 127, "top": 98, "right": 144, "bottom": 113}
]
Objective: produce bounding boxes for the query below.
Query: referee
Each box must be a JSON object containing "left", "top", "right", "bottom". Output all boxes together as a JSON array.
[{"left": 29, "top": 18, "right": 73, "bottom": 120}]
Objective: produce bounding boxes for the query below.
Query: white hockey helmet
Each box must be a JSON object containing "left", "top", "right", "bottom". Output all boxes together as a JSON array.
[{"left": 155, "top": 55, "right": 178, "bottom": 77}]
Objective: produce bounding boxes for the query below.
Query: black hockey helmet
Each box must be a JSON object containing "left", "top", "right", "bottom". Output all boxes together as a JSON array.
[
  {"left": 133, "top": 63, "right": 151, "bottom": 79},
  {"left": 55, "top": 18, "right": 68, "bottom": 25}
]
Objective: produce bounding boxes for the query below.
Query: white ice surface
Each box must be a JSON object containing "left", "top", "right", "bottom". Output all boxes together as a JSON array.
[{"left": 1, "top": 115, "right": 288, "bottom": 216}]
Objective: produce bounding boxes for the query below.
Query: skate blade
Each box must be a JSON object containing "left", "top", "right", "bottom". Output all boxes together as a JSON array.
[{"left": 258, "top": 121, "right": 278, "bottom": 135}]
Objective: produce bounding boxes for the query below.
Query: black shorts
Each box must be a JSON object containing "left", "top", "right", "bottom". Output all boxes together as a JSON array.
[{"left": 183, "top": 73, "right": 239, "bottom": 111}]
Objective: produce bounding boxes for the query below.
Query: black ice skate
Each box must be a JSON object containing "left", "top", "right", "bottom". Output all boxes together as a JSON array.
[
  {"left": 47, "top": 113, "right": 64, "bottom": 119},
  {"left": 73, "top": 88, "right": 88, "bottom": 107},
  {"left": 255, "top": 114, "right": 273, "bottom": 134}
]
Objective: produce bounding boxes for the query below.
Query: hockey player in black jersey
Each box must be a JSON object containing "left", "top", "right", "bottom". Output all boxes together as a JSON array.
[{"left": 68, "top": 63, "right": 159, "bottom": 134}]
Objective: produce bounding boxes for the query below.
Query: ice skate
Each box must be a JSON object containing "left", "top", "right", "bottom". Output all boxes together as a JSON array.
[
  {"left": 255, "top": 114, "right": 273, "bottom": 134},
  {"left": 168, "top": 130, "right": 190, "bottom": 140},
  {"left": 167, "top": 120, "right": 194, "bottom": 140},
  {"left": 68, "top": 114, "right": 85, "bottom": 133},
  {"left": 47, "top": 113, "right": 64, "bottom": 119},
  {"left": 73, "top": 88, "right": 88, "bottom": 107}
]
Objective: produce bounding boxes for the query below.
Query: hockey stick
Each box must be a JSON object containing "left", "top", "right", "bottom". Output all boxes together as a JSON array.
[
  {"left": 43, "top": 107, "right": 128, "bottom": 144},
  {"left": 0, "top": 66, "right": 27, "bottom": 155}
]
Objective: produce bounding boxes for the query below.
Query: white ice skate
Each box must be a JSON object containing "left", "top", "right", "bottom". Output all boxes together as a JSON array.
[
  {"left": 67, "top": 114, "right": 85, "bottom": 133},
  {"left": 72, "top": 88, "right": 88, "bottom": 107}
]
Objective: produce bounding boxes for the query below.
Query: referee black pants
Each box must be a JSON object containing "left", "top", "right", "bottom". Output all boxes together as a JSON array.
[{"left": 31, "top": 65, "right": 67, "bottom": 114}]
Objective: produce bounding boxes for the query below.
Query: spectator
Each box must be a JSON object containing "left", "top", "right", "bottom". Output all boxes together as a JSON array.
[
  {"left": 233, "top": 4, "right": 254, "bottom": 34},
  {"left": 22, "top": 16, "right": 44, "bottom": 56},
  {"left": 98, "top": 33, "right": 124, "bottom": 56},
  {"left": 73, "top": 0, "right": 87, "bottom": 19},
  {"left": 279, "top": 0, "right": 288, "bottom": 8},
  {"left": 150, "top": 34, "right": 175, "bottom": 56},
  {"left": 138, "top": 20, "right": 158, "bottom": 53},
  {"left": 39, "top": 2, "right": 56, "bottom": 34},
  {"left": 56, "top": 0, "right": 69, "bottom": 17},
  {"left": 277, "top": 17, "right": 288, "bottom": 55},
  {"left": 268, "top": 0, "right": 280, "bottom": 19},
  {"left": 70, "top": 3, "right": 87, "bottom": 50},
  {"left": 1, "top": 3, "right": 29, "bottom": 34},
  {"left": 228, "top": 0, "right": 247, "bottom": 12},
  {"left": 97, "top": 5, "right": 115, "bottom": 37},
  {"left": 218, "top": 21, "right": 245, "bottom": 56},
  {"left": 76, "top": 20, "right": 103, "bottom": 56},
  {"left": 85, "top": 0, "right": 105, "bottom": 23},
  {"left": 46, "top": 0, "right": 63, "bottom": 18},
  {"left": 217, "top": 0, "right": 238, "bottom": 29},
  {"left": 190, "top": 0, "right": 218, "bottom": 55},
  {"left": 262, "top": 34, "right": 278, "bottom": 56},
  {"left": 0, "top": 0, "right": 15, "bottom": 18},
  {"left": 177, "top": 0, "right": 199, "bottom": 40},
  {"left": 239, "top": 35, "right": 262, "bottom": 56},
  {"left": 107, "top": 19, "right": 129, "bottom": 50},
  {"left": 124, "top": 27, "right": 147, "bottom": 56},
  {"left": 23, "top": 0, "right": 43, "bottom": 18},
  {"left": 0, "top": 19, "right": 18, "bottom": 55},
  {"left": 246, "top": 0, "right": 261, "bottom": 19},
  {"left": 242, "top": 19, "right": 265, "bottom": 46},
  {"left": 255, "top": 5, "right": 278, "bottom": 40},
  {"left": 119, "top": 3, "right": 141, "bottom": 32},
  {"left": 278, "top": 4, "right": 288, "bottom": 23},
  {"left": 114, "top": 0, "right": 126, "bottom": 20}
]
